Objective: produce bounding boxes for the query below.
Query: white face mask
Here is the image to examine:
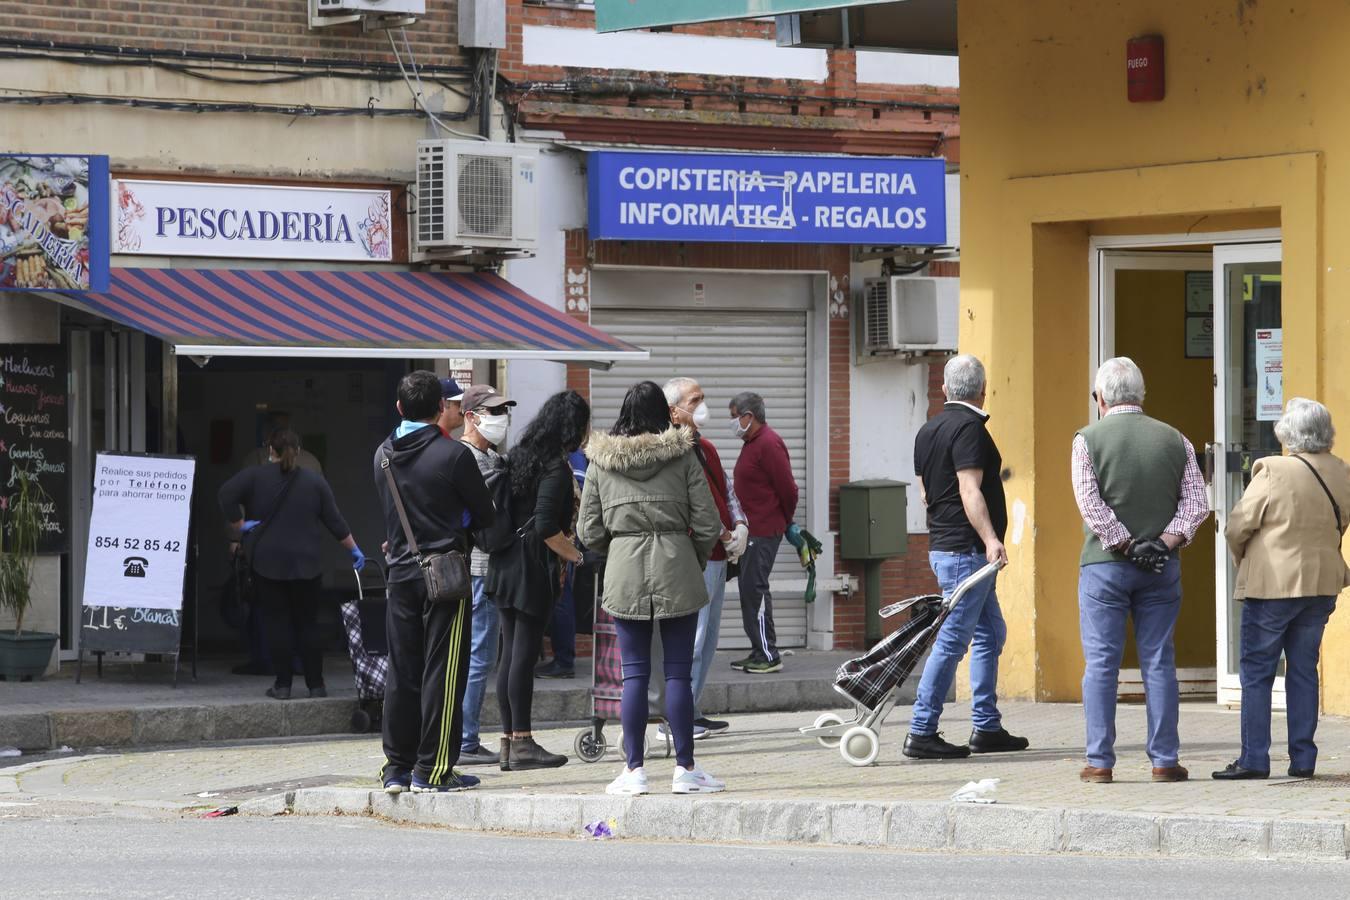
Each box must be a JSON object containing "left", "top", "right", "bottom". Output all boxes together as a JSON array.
[
  {"left": 731, "top": 414, "right": 751, "bottom": 437},
  {"left": 475, "top": 413, "right": 509, "bottom": 446},
  {"left": 691, "top": 402, "right": 710, "bottom": 428}
]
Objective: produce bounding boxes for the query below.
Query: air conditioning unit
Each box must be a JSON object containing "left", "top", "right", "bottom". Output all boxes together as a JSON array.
[
  {"left": 316, "top": 0, "right": 425, "bottom": 14},
  {"left": 415, "top": 139, "right": 539, "bottom": 256},
  {"left": 861, "top": 276, "right": 959, "bottom": 355}
]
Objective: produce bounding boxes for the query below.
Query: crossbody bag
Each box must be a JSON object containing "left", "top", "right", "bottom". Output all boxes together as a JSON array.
[
  {"left": 380, "top": 452, "right": 471, "bottom": 604},
  {"left": 239, "top": 469, "right": 301, "bottom": 587},
  {"left": 1292, "top": 454, "right": 1344, "bottom": 550}
]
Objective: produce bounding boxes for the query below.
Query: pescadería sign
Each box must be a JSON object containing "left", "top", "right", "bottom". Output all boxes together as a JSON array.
[{"left": 113, "top": 179, "right": 393, "bottom": 262}]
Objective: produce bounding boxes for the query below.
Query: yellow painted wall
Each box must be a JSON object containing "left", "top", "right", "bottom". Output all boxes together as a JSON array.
[{"left": 958, "top": 0, "right": 1343, "bottom": 706}]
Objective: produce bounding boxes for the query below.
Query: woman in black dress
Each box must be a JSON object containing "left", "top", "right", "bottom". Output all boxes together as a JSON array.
[
  {"left": 488, "top": 391, "right": 589, "bottom": 770},
  {"left": 219, "top": 430, "right": 366, "bottom": 700}
]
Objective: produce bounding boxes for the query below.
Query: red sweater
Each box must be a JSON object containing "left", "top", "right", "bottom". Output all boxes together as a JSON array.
[
  {"left": 695, "top": 436, "right": 734, "bottom": 561},
  {"left": 733, "top": 424, "right": 798, "bottom": 537}
]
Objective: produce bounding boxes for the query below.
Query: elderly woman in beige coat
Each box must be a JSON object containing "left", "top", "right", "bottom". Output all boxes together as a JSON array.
[{"left": 1213, "top": 398, "right": 1350, "bottom": 781}]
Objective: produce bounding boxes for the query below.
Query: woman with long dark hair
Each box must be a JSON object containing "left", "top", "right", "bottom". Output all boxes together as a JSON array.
[
  {"left": 578, "top": 381, "right": 724, "bottom": 795},
  {"left": 488, "top": 390, "right": 590, "bottom": 770},
  {"left": 220, "top": 429, "right": 366, "bottom": 700}
]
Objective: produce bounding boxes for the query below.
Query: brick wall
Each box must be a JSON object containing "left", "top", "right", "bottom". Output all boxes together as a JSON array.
[{"left": 0, "top": 0, "right": 470, "bottom": 68}]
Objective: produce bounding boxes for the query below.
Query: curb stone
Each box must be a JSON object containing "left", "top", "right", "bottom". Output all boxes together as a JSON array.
[{"left": 262, "top": 787, "right": 1350, "bottom": 862}]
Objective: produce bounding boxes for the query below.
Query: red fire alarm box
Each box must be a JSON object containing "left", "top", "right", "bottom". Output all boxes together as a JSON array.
[{"left": 1126, "top": 34, "right": 1165, "bottom": 102}]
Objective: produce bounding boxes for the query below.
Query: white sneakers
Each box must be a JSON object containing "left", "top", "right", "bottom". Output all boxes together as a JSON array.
[
  {"left": 606, "top": 765, "right": 727, "bottom": 795},
  {"left": 671, "top": 765, "right": 726, "bottom": 794},
  {"left": 606, "top": 767, "right": 650, "bottom": 795}
]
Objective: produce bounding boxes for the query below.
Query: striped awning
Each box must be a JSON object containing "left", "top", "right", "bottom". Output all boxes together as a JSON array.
[{"left": 65, "top": 268, "right": 647, "bottom": 365}]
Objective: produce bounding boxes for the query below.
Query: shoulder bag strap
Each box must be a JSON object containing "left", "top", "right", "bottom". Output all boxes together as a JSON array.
[
  {"left": 248, "top": 468, "right": 301, "bottom": 552},
  {"left": 381, "top": 451, "right": 422, "bottom": 562},
  {"left": 1292, "top": 454, "right": 1343, "bottom": 549}
]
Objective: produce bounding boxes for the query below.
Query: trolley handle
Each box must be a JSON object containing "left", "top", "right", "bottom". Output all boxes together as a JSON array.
[
  {"left": 353, "top": 563, "right": 388, "bottom": 602},
  {"left": 942, "top": 560, "right": 1005, "bottom": 612}
]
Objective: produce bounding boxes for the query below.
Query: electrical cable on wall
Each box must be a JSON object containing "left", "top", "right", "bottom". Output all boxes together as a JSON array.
[
  {"left": 0, "top": 91, "right": 434, "bottom": 119},
  {"left": 387, "top": 28, "right": 486, "bottom": 141}
]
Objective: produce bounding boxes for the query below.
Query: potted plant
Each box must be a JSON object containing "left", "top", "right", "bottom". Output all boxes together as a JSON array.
[{"left": 0, "top": 468, "right": 56, "bottom": 680}]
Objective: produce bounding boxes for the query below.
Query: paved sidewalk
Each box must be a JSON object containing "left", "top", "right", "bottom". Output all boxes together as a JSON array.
[
  {"left": 0, "top": 649, "right": 858, "bottom": 751},
  {"left": 5, "top": 699, "right": 1349, "bottom": 860}
]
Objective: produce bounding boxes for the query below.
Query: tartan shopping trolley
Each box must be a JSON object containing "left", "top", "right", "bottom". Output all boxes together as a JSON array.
[
  {"left": 340, "top": 566, "right": 390, "bottom": 734},
  {"left": 799, "top": 561, "right": 1004, "bottom": 767}
]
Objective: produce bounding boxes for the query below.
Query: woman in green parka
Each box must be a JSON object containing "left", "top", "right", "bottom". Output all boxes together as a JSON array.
[{"left": 579, "top": 380, "right": 725, "bottom": 796}]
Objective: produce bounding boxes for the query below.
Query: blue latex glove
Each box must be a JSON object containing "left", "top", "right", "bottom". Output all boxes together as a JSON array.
[
  {"left": 240, "top": 520, "right": 262, "bottom": 534},
  {"left": 785, "top": 522, "right": 804, "bottom": 550},
  {"left": 350, "top": 546, "right": 367, "bottom": 571}
]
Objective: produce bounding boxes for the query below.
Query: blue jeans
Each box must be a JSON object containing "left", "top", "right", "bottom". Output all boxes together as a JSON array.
[
  {"left": 545, "top": 563, "right": 577, "bottom": 669},
  {"left": 1239, "top": 596, "right": 1336, "bottom": 773},
  {"left": 910, "top": 550, "right": 1007, "bottom": 736},
  {"left": 1079, "top": 560, "right": 1181, "bottom": 768},
  {"left": 691, "top": 560, "right": 727, "bottom": 719},
  {"left": 460, "top": 576, "right": 500, "bottom": 753}
]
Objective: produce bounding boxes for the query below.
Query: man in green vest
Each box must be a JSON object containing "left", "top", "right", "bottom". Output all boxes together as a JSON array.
[{"left": 1071, "top": 357, "right": 1210, "bottom": 785}]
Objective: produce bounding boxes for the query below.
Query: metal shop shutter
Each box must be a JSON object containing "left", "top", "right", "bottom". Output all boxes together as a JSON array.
[{"left": 589, "top": 308, "right": 810, "bottom": 650}]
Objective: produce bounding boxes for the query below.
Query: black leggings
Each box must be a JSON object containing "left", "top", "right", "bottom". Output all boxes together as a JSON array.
[
  {"left": 255, "top": 574, "right": 323, "bottom": 690},
  {"left": 497, "top": 606, "right": 547, "bottom": 733}
]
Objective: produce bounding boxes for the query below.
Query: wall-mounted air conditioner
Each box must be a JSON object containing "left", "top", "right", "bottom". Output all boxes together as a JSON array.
[
  {"left": 860, "top": 276, "right": 959, "bottom": 357},
  {"left": 316, "top": 0, "right": 425, "bottom": 15},
  {"left": 414, "top": 139, "right": 539, "bottom": 257}
]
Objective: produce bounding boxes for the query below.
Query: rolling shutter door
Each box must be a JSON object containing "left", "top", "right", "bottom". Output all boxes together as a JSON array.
[{"left": 589, "top": 308, "right": 809, "bottom": 649}]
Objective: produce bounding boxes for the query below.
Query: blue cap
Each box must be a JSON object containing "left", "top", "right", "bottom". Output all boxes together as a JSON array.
[{"left": 440, "top": 377, "right": 464, "bottom": 402}]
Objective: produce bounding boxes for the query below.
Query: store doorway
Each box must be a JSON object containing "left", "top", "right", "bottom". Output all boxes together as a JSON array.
[{"left": 1093, "top": 234, "right": 1284, "bottom": 707}]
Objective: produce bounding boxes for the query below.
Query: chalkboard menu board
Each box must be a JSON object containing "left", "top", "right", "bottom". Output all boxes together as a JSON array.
[{"left": 0, "top": 343, "right": 69, "bottom": 554}]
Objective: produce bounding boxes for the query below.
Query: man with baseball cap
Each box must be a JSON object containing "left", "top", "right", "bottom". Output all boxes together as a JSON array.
[
  {"left": 439, "top": 377, "right": 467, "bottom": 435},
  {"left": 457, "top": 383, "right": 517, "bottom": 765}
]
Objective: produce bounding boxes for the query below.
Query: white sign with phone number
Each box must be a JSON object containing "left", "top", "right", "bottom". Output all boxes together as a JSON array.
[{"left": 83, "top": 452, "right": 196, "bottom": 611}]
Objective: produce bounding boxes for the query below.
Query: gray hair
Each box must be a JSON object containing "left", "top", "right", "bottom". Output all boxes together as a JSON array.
[
  {"left": 1275, "top": 397, "right": 1335, "bottom": 453},
  {"left": 729, "top": 391, "right": 766, "bottom": 424},
  {"left": 1094, "top": 357, "right": 1146, "bottom": 407},
  {"left": 663, "top": 377, "right": 699, "bottom": 407},
  {"left": 943, "top": 354, "right": 986, "bottom": 403}
]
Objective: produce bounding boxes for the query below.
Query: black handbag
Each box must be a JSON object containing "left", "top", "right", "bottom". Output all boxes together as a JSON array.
[{"left": 381, "top": 453, "right": 471, "bottom": 605}]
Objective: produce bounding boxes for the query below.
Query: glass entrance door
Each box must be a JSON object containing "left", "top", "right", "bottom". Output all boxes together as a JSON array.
[{"left": 1213, "top": 243, "right": 1284, "bottom": 706}]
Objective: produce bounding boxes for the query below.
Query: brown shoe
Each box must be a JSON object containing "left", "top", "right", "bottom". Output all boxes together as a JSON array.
[
  {"left": 1152, "top": 765, "right": 1189, "bottom": 783},
  {"left": 1080, "top": 766, "right": 1113, "bottom": 783}
]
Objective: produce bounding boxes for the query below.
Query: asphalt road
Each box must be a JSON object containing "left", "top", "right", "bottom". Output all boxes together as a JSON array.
[{"left": 0, "top": 810, "right": 1342, "bottom": 900}]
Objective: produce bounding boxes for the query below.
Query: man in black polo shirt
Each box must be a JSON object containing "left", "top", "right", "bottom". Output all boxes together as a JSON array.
[{"left": 906, "top": 354, "right": 1028, "bottom": 760}]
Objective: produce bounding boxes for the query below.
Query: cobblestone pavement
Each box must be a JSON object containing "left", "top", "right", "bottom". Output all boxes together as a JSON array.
[{"left": 5, "top": 699, "right": 1350, "bottom": 822}]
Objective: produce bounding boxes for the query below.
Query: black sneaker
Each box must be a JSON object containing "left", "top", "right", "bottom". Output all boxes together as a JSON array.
[
  {"left": 743, "top": 657, "right": 783, "bottom": 674},
  {"left": 695, "top": 717, "right": 730, "bottom": 733},
  {"left": 729, "top": 655, "right": 758, "bottom": 672},
  {"left": 381, "top": 765, "right": 411, "bottom": 794},
  {"left": 902, "top": 732, "right": 971, "bottom": 760},
  {"left": 411, "top": 772, "right": 480, "bottom": 793},
  {"left": 534, "top": 660, "right": 575, "bottom": 679},
  {"left": 265, "top": 686, "right": 291, "bottom": 701},
  {"left": 968, "top": 727, "right": 1030, "bottom": 754},
  {"left": 1289, "top": 766, "right": 1315, "bottom": 779},
  {"left": 308, "top": 686, "right": 328, "bottom": 699},
  {"left": 458, "top": 744, "right": 500, "bottom": 766}
]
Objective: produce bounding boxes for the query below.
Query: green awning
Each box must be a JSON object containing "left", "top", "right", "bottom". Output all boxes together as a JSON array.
[{"left": 594, "top": 0, "right": 891, "bottom": 33}]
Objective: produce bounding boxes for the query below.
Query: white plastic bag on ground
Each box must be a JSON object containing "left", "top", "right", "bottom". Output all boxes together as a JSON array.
[{"left": 951, "top": 778, "right": 1000, "bottom": 803}]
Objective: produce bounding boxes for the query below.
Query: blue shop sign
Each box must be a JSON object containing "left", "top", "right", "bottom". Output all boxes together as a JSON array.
[{"left": 587, "top": 151, "right": 946, "bottom": 245}]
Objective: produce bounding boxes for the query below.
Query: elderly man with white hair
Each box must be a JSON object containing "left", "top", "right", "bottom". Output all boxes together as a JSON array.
[
  {"left": 908, "top": 354, "right": 1028, "bottom": 760},
  {"left": 1072, "top": 357, "right": 1209, "bottom": 785},
  {"left": 1214, "top": 398, "right": 1350, "bottom": 781}
]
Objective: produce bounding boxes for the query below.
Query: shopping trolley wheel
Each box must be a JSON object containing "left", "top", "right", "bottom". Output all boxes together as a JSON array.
[
  {"left": 350, "top": 708, "right": 372, "bottom": 734},
  {"left": 839, "top": 726, "right": 880, "bottom": 767},
  {"left": 812, "top": 712, "right": 845, "bottom": 749},
  {"left": 574, "top": 729, "right": 607, "bottom": 763}
]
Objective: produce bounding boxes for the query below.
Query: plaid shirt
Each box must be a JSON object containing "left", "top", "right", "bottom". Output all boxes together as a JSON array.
[{"left": 1070, "top": 405, "right": 1209, "bottom": 551}]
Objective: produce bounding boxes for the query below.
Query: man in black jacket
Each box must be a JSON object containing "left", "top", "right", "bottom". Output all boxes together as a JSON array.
[{"left": 374, "top": 370, "right": 494, "bottom": 793}]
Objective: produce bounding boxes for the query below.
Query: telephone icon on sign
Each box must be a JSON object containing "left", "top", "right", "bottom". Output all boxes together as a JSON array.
[{"left": 122, "top": 557, "right": 148, "bottom": 578}]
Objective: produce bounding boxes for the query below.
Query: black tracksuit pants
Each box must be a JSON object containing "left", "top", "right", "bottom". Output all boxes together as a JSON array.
[{"left": 382, "top": 576, "right": 473, "bottom": 784}]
